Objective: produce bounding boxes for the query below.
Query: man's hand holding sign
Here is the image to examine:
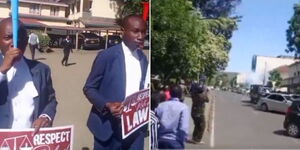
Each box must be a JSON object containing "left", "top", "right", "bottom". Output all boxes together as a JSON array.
[{"left": 121, "top": 89, "right": 150, "bottom": 139}]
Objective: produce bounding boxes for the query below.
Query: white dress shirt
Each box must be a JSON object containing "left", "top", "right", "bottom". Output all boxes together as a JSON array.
[
  {"left": 122, "top": 42, "right": 142, "bottom": 97},
  {"left": 0, "top": 54, "right": 39, "bottom": 129}
]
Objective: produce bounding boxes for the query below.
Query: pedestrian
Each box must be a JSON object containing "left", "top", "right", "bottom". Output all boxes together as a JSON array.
[
  {"left": 156, "top": 84, "right": 190, "bottom": 149},
  {"left": 150, "top": 91, "right": 161, "bottom": 150},
  {"left": 188, "top": 75, "right": 209, "bottom": 144},
  {"left": 83, "top": 14, "right": 148, "bottom": 150},
  {"left": 0, "top": 17, "right": 58, "bottom": 133},
  {"left": 28, "top": 31, "right": 39, "bottom": 60},
  {"left": 164, "top": 85, "right": 171, "bottom": 100},
  {"left": 61, "top": 35, "right": 73, "bottom": 66}
]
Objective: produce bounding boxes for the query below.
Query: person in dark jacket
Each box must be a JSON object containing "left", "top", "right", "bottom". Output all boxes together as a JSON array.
[
  {"left": 61, "top": 35, "right": 73, "bottom": 66},
  {"left": 0, "top": 17, "right": 57, "bottom": 133},
  {"left": 188, "top": 75, "right": 209, "bottom": 144},
  {"left": 83, "top": 14, "right": 148, "bottom": 150}
]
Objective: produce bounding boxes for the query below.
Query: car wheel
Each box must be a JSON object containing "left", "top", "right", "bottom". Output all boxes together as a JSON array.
[
  {"left": 261, "top": 103, "right": 268, "bottom": 112},
  {"left": 287, "top": 123, "right": 300, "bottom": 137}
]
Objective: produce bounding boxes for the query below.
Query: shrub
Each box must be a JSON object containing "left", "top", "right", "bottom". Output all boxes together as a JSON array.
[{"left": 36, "top": 32, "right": 51, "bottom": 52}]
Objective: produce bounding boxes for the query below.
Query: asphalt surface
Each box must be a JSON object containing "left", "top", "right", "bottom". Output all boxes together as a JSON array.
[
  {"left": 23, "top": 48, "right": 150, "bottom": 150},
  {"left": 213, "top": 90, "right": 300, "bottom": 149}
]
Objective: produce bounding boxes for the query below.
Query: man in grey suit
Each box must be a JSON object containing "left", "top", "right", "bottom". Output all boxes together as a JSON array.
[
  {"left": 83, "top": 14, "right": 148, "bottom": 150},
  {"left": 0, "top": 18, "right": 57, "bottom": 133}
]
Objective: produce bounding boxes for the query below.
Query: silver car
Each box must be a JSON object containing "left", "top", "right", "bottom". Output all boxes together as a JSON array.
[{"left": 257, "top": 93, "right": 293, "bottom": 113}]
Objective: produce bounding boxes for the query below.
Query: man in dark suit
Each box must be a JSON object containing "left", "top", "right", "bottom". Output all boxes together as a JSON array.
[
  {"left": 0, "top": 18, "right": 57, "bottom": 133},
  {"left": 83, "top": 14, "right": 148, "bottom": 150},
  {"left": 61, "top": 35, "right": 73, "bottom": 66}
]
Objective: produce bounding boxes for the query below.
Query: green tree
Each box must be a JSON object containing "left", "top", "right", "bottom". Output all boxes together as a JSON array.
[
  {"left": 152, "top": 0, "right": 236, "bottom": 84},
  {"left": 268, "top": 70, "right": 282, "bottom": 87},
  {"left": 192, "top": 0, "right": 241, "bottom": 18},
  {"left": 230, "top": 76, "right": 237, "bottom": 88},
  {"left": 121, "top": 0, "right": 148, "bottom": 17},
  {"left": 286, "top": 3, "right": 300, "bottom": 57}
]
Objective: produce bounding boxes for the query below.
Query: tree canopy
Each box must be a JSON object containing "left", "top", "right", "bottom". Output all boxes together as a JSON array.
[
  {"left": 192, "top": 0, "right": 241, "bottom": 18},
  {"left": 286, "top": 3, "right": 300, "bottom": 57},
  {"left": 152, "top": 0, "right": 239, "bottom": 84},
  {"left": 268, "top": 70, "right": 282, "bottom": 87}
]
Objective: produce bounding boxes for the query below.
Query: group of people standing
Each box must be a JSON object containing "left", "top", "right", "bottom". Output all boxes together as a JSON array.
[
  {"left": 0, "top": 14, "right": 148, "bottom": 150},
  {"left": 151, "top": 75, "right": 210, "bottom": 150}
]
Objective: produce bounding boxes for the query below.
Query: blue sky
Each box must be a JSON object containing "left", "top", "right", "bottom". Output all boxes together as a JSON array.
[{"left": 226, "top": 0, "right": 299, "bottom": 73}]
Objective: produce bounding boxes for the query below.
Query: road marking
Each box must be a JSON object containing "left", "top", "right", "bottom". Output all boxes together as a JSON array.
[{"left": 210, "top": 95, "right": 215, "bottom": 148}]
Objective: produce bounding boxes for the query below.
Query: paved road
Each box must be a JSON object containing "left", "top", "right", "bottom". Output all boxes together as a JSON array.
[
  {"left": 23, "top": 48, "right": 149, "bottom": 150},
  {"left": 214, "top": 90, "right": 300, "bottom": 149},
  {"left": 185, "top": 90, "right": 300, "bottom": 149}
]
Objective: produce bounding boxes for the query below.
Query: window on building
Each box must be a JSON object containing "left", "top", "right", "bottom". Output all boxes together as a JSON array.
[
  {"left": 295, "top": 72, "right": 297, "bottom": 76},
  {"left": 50, "top": 6, "right": 59, "bottom": 16},
  {"left": 29, "top": 4, "right": 40, "bottom": 15},
  {"left": 89, "top": 1, "right": 92, "bottom": 12}
]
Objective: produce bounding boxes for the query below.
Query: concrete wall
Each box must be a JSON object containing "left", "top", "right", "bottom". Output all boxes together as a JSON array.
[
  {"left": 0, "top": 3, "right": 9, "bottom": 18},
  {"left": 91, "top": 0, "right": 123, "bottom": 18}
]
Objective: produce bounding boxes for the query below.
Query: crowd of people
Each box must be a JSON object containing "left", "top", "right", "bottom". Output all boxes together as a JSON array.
[
  {"left": 151, "top": 75, "right": 210, "bottom": 150},
  {"left": 0, "top": 13, "right": 211, "bottom": 149},
  {"left": 0, "top": 14, "right": 149, "bottom": 150}
]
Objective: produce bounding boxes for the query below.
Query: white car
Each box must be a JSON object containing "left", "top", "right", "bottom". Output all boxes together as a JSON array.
[{"left": 257, "top": 93, "right": 293, "bottom": 113}]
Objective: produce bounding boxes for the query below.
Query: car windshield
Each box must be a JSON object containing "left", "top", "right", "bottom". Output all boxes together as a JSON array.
[
  {"left": 284, "top": 96, "right": 292, "bottom": 100},
  {"left": 292, "top": 95, "right": 300, "bottom": 99}
]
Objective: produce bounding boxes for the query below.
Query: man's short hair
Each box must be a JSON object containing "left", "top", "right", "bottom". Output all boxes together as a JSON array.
[
  {"left": 170, "top": 85, "right": 182, "bottom": 99},
  {"left": 121, "top": 14, "right": 143, "bottom": 28}
]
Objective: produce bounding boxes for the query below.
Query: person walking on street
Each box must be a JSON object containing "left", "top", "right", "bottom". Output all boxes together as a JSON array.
[
  {"left": 188, "top": 75, "right": 209, "bottom": 144},
  {"left": 61, "top": 35, "right": 73, "bottom": 66},
  {"left": 28, "top": 32, "right": 39, "bottom": 60}
]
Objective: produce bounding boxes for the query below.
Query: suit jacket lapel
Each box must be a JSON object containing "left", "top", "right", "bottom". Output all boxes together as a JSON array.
[
  {"left": 0, "top": 79, "right": 8, "bottom": 105},
  {"left": 24, "top": 58, "right": 40, "bottom": 119},
  {"left": 137, "top": 50, "right": 147, "bottom": 90},
  {"left": 118, "top": 44, "right": 126, "bottom": 99}
]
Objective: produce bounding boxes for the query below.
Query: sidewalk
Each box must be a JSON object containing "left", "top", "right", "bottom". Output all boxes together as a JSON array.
[{"left": 184, "top": 92, "right": 215, "bottom": 149}]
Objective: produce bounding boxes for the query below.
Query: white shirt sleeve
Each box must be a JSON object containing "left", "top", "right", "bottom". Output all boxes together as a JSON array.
[{"left": 0, "top": 71, "right": 5, "bottom": 83}]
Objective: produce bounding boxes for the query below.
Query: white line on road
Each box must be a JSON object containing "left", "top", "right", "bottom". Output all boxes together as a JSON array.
[{"left": 210, "top": 94, "right": 215, "bottom": 148}]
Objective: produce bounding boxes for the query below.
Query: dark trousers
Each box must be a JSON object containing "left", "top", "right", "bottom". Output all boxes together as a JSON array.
[
  {"left": 158, "top": 138, "right": 184, "bottom": 149},
  {"left": 93, "top": 131, "right": 145, "bottom": 150},
  {"left": 192, "top": 115, "right": 205, "bottom": 142},
  {"left": 29, "top": 44, "right": 38, "bottom": 60},
  {"left": 61, "top": 49, "right": 70, "bottom": 66}
]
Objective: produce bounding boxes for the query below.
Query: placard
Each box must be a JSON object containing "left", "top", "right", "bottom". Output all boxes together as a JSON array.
[{"left": 121, "top": 89, "right": 150, "bottom": 139}]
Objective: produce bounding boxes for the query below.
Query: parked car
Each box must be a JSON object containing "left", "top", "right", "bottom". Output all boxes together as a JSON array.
[
  {"left": 250, "top": 84, "right": 272, "bottom": 104},
  {"left": 290, "top": 94, "right": 300, "bottom": 100},
  {"left": 48, "top": 33, "right": 103, "bottom": 50},
  {"left": 101, "top": 35, "right": 122, "bottom": 49},
  {"left": 284, "top": 100, "right": 300, "bottom": 137},
  {"left": 257, "top": 93, "right": 292, "bottom": 113},
  {"left": 78, "top": 33, "right": 102, "bottom": 50}
]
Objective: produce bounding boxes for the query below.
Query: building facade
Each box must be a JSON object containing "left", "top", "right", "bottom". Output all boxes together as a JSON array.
[{"left": 251, "top": 55, "right": 297, "bottom": 85}]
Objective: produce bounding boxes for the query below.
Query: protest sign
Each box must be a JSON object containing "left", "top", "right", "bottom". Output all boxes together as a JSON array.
[
  {"left": 0, "top": 125, "right": 73, "bottom": 150},
  {"left": 121, "top": 89, "right": 150, "bottom": 139}
]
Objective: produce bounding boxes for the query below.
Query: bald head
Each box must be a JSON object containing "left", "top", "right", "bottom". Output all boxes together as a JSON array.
[{"left": 0, "top": 17, "right": 28, "bottom": 53}]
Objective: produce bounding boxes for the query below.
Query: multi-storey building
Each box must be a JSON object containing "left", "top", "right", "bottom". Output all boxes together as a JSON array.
[{"left": 0, "top": 0, "right": 124, "bottom": 49}]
